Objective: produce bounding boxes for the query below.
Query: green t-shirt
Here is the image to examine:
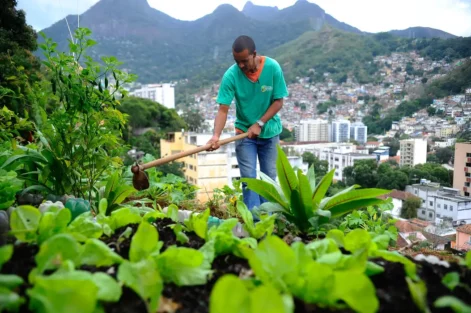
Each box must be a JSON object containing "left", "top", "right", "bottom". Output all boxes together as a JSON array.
[{"left": 216, "top": 56, "right": 289, "bottom": 139}]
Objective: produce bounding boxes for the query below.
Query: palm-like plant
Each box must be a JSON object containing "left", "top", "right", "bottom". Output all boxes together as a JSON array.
[{"left": 241, "top": 146, "right": 390, "bottom": 234}]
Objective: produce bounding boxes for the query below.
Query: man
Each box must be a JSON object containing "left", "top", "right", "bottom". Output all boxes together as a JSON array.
[{"left": 207, "top": 35, "right": 289, "bottom": 213}]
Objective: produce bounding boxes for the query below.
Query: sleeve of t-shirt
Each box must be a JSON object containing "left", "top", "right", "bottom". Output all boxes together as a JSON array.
[
  {"left": 216, "top": 73, "right": 235, "bottom": 106},
  {"left": 273, "top": 62, "right": 289, "bottom": 99}
]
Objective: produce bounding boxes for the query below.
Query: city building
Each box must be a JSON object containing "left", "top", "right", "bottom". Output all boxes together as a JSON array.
[
  {"left": 129, "top": 83, "right": 175, "bottom": 109},
  {"left": 453, "top": 143, "right": 471, "bottom": 197},
  {"left": 406, "top": 182, "right": 471, "bottom": 225},
  {"left": 350, "top": 122, "right": 368, "bottom": 144},
  {"left": 373, "top": 146, "right": 390, "bottom": 162},
  {"left": 295, "top": 119, "right": 330, "bottom": 142},
  {"left": 160, "top": 132, "right": 307, "bottom": 202},
  {"left": 331, "top": 120, "right": 351, "bottom": 143},
  {"left": 310, "top": 143, "right": 376, "bottom": 181},
  {"left": 399, "top": 139, "right": 427, "bottom": 167}
]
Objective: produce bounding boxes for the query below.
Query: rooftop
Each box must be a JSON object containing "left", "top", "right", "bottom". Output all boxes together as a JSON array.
[
  {"left": 379, "top": 189, "right": 417, "bottom": 201},
  {"left": 457, "top": 224, "right": 471, "bottom": 235}
]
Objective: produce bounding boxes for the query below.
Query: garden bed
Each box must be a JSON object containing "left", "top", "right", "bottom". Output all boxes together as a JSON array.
[{"left": 2, "top": 212, "right": 470, "bottom": 313}]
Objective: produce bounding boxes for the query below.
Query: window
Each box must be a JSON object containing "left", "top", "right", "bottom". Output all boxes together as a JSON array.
[
  {"left": 429, "top": 201, "right": 433, "bottom": 206},
  {"left": 444, "top": 204, "right": 448, "bottom": 210},
  {"left": 335, "top": 172, "right": 339, "bottom": 177},
  {"left": 437, "top": 214, "right": 441, "bottom": 218},
  {"left": 467, "top": 172, "right": 471, "bottom": 178},
  {"left": 232, "top": 165, "right": 239, "bottom": 169},
  {"left": 189, "top": 165, "right": 194, "bottom": 170},
  {"left": 422, "top": 210, "right": 426, "bottom": 215},
  {"left": 422, "top": 200, "right": 425, "bottom": 204},
  {"left": 335, "top": 158, "right": 339, "bottom": 161},
  {"left": 450, "top": 205, "right": 453, "bottom": 211},
  {"left": 467, "top": 153, "right": 471, "bottom": 157},
  {"left": 429, "top": 213, "right": 433, "bottom": 218},
  {"left": 466, "top": 192, "right": 470, "bottom": 197},
  {"left": 415, "top": 189, "right": 418, "bottom": 195},
  {"left": 335, "top": 165, "right": 339, "bottom": 169},
  {"left": 437, "top": 204, "right": 441, "bottom": 208}
]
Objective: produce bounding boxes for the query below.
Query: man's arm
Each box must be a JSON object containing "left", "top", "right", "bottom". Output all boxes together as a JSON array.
[
  {"left": 207, "top": 105, "right": 229, "bottom": 151},
  {"left": 247, "top": 98, "right": 284, "bottom": 138}
]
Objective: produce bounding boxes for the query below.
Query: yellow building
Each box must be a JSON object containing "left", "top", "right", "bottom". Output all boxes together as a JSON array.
[{"left": 160, "top": 132, "right": 238, "bottom": 203}]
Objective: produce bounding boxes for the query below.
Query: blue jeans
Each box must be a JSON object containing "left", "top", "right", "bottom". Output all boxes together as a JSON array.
[{"left": 235, "top": 134, "right": 279, "bottom": 213}]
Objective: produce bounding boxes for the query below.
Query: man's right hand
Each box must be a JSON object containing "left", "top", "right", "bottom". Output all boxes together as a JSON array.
[{"left": 206, "top": 135, "right": 220, "bottom": 151}]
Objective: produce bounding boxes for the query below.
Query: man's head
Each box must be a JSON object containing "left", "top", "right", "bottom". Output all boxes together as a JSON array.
[{"left": 232, "top": 35, "right": 257, "bottom": 74}]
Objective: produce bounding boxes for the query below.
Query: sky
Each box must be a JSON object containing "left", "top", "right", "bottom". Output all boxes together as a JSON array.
[{"left": 17, "top": 0, "right": 471, "bottom": 37}]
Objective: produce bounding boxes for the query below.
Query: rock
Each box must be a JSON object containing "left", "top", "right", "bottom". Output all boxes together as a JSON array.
[
  {"left": 38, "top": 201, "right": 65, "bottom": 214},
  {"left": 16, "top": 193, "right": 44, "bottom": 206},
  {"left": 414, "top": 254, "right": 450, "bottom": 268}
]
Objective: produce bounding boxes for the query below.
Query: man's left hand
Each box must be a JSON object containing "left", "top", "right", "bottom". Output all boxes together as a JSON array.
[{"left": 247, "top": 123, "right": 261, "bottom": 139}]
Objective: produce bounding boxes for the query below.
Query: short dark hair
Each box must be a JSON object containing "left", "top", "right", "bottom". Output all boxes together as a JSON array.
[{"left": 232, "top": 35, "right": 256, "bottom": 54}]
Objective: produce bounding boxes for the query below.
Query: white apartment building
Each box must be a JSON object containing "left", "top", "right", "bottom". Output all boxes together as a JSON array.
[
  {"left": 399, "top": 139, "right": 427, "bottom": 167},
  {"left": 350, "top": 122, "right": 368, "bottom": 144},
  {"left": 130, "top": 83, "right": 175, "bottom": 109},
  {"left": 295, "top": 119, "right": 330, "bottom": 142},
  {"left": 406, "top": 182, "right": 471, "bottom": 225},
  {"left": 331, "top": 120, "right": 351, "bottom": 143}
]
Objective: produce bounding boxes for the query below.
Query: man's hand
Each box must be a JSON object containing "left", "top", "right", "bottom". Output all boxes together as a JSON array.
[
  {"left": 247, "top": 123, "right": 261, "bottom": 139},
  {"left": 206, "top": 135, "right": 220, "bottom": 151}
]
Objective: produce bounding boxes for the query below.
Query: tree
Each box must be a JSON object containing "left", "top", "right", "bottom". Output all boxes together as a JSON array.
[
  {"left": 435, "top": 147, "right": 453, "bottom": 164},
  {"left": 182, "top": 109, "right": 205, "bottom": 132},
  {"left": 401, "top": 197, "right": 421, "bottom": 219},
  {"left": 302, "top": 152, "right": 328, "bottom": 178},
  {"left": 377, "top": 170, "right": 409, "bottom": 190},
  {"left": 280, "top": 127, "right": 294, "bottom": 142},
  {"left": 383, "top": 137, "right": 400, "bottom": 157},
  {"left": 427, "top": 106, "right": 436, "bottom": 116},
  {"left": 0, "top": 0, "right": 41, "bottom": 116},
  {"left": 427, "top": 154, "right": 440, "bottom": 163}
]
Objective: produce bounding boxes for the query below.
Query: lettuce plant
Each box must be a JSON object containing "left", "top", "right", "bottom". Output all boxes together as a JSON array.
[
  {"left": 236, "top": 201, "right": 277, "bottom": 239},
  {"left": 0, "top": 244, "right": 25, "bottom": 312},
  {"left": 242, "top": 145, "right": 389, "bottom": 234}
]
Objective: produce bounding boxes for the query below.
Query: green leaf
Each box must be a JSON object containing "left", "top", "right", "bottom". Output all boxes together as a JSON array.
[
  {"left": 406, "top": 277, "right": 430, "bottom": 313},
  {"left": 0, "top": 274, "right": 24, "bottom": 290},
  {"left": 365, "top": 262, "right": 385, "bottom": 276},
  {"left": 237, "top": 201, "right": 254, "bottom": 229},
  {"left": 166, "top": 204, "right": 179, "bottom": 222},
  {"left": 27, "top": 271, "right": 98, "bottom": 313},
  {"left": 99, "top": 199, "right": 108, "bottom": 216},
  {"left": 250, "top": 284, "right": 290, "bottom": 313},
  {"left": 442, "top": 272, "right": 460, "bottom": 291},
  {"left": 10, "top": 206, "right": 41, "bottom": 242},
  {"left": 434, "top": 296, "right": 471, "bottom": 313},
  {"left": 326, "top": 229, "right": 345, "bottom": 248},
  {"left": 306, "top": 238, "right": 339, "bottom": 259},
  {"left": 312, "top": 169, "right": 335, "bottom": 209},
  {"left": 344, "top": 229, "right": 372, "bottom": 253},
  {"left": 184, "top": 209, "right": 210, "bottom": 240},
  {"left": 241, "top": 178, "right": 289, "bottom": 210},
  {"left": 251, "top": 214, "right": 277, "bottom": 239},
  {"left": 276, "top": 145, "right": 298, "bottom": 201},
  {"left": 91, "top": 273, "right": 122, "bottom": 303},
  {"left": 298, "top": 170, "right": 314, "bottom": 218},
  {"left": 38, "top": 208, "right": 72, "bottom": 244},
  {"left": 117, "top": 259, "right": 162, "bottom": 313},
  {"left": 291, "top": 260, "right": 335, "bottom": 304},
  {"left": 207, "top": 219, "right": 240, "bottom": 256},
  {"left": 156, "top": 247, "right": 211, "bottom": 286},
  {"left": 80, "top": 239, "right": 123, "bottom": 267},
  {"left": 258, "top": 171, "right": 288, "bottom": 203},
  {"left": 35, "top": 234, "right": 82, "bottom": 275},
  {"left": 210, "top": 275, "right": 250, "bottom": 313},
  {"left": 129, "top": 221, "right": 159, "bottom": 263},
  {"left": 330, "top": 198, "right": 386, "bottom": 219},
  {"left": 110, "top": 207, "right": 142, "bottom": 230},
  {"left": 322, "top": 189, "right": 389, "bottom": 212},
  {"left": 247, "top": 236, "right": 297, "bottom": 292},
  {"left": 372, "top": 234, "right": 391, "bottom": 250},
  {"left": 306, "top": 165, "right": 316, "bottom": 192},
  {"left": 334, "top": 271, "right": 379, "bottom": 313},
  {"left": 0, "top": 245, "right": 13, "bottom": 271},
  {"left": 67, "top": 213, "right": 103, "bottom": 240},
  {"left": 0, "top": 286, "right": 24, "bottom": 312},
  {"left": 465, "top": 251, "right": 471, "bottom": 269}
]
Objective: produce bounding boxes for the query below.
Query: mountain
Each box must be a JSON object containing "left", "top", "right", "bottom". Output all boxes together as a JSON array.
[
  {"left": 242, "top": 1, "right": 279, "bottom": 21},
  {"left": 242, "top": 0, "right": 362, "bottom": 34},
  {"left": 38, "top": 0, "right": 466, "bottom": 88},
  {"left": 389, "top": 27, "right": 457, "bottom": 39}
]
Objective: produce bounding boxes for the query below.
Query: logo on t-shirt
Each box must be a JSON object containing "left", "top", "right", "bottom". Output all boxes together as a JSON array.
[{"left": 261, "top": 85, "right": 273, "bottom": 93}]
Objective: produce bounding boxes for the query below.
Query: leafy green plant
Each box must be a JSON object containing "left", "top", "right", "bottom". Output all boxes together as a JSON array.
[
  {"left": 95, "top": 171, "right": 136, "bottom": 215},
  {"left": 434, "top": 296, "right": 471, "bottom": 313},
  {"left": 210, "top": 274, "right": 293, "bottom": 313},
  {"left": 0, "top": 169, "right": 23, "bottom": 210},
  {"left": 236, "top": 201, "right": 277, "bottom": 239},
  {"left": 0, "top": 244, "right": 25, "bottom": 313},
  {"left": 183, "top": 208, "right": 210, "bottom": 240},
  {"left": 5, "top": 27, "right": 135, "bottom": 200},
  {"left": 242, "top": 146, "right": 389, "bottom": 234}
]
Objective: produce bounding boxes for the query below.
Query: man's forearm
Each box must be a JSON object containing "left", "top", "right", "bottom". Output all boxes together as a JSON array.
[
  {"left": 213, "top": 110, "right": 228, "bottom": 138},
  {"left": 259, "top": 99, "right": 283, "bottom": 123}
]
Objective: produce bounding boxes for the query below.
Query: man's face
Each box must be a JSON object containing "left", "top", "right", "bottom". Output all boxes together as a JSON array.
[{"left": 233, "top": 49, "right": 257, "bottom": 74}]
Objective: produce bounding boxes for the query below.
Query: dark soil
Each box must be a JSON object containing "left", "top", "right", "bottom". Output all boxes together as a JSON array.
[{"left": 100, "top": 218, "right": 206, "bottom": 259}]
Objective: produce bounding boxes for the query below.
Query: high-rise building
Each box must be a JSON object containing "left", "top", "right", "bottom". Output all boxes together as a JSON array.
[
  {"left": 295, "top": 119, "right": 329, "bottom": 142},
  {"left": 129, "top": 83, "right": 175, "bottom": 109},
  {"left": 350, "top": 122, "right": 368, "bottom": 144},
  {"left": 331, "top": 120, "right": 351, "bottom": 143},
  {"left": 399, "top": 139, "right": 427, "bottom": 167},
  {"left": 453, "top": 143, "right": 471, "bottom": 197}
]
